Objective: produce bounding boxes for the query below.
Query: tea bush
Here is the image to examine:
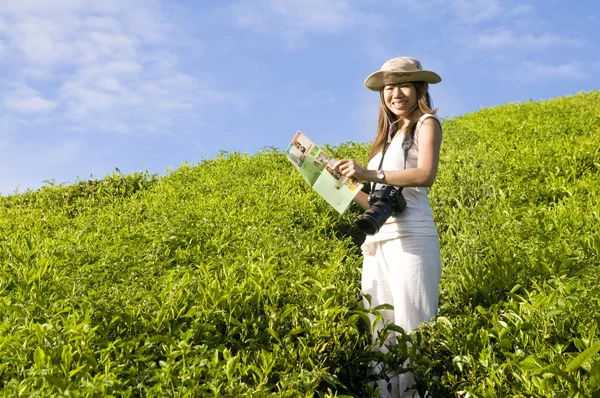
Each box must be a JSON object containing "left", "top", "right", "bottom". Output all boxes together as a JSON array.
[{"left": 0, "top": 91, "right": 599, "bottom": 396}]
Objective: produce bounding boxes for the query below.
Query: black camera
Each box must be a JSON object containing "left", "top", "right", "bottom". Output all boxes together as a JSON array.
[{"left": 356, "top": 185, "right": 407, "bottom": 235}]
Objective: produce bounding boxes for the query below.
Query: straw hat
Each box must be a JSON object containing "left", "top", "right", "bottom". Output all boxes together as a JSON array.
[{"left": 364, "top": 56, "right": 441, "bottom": 91}]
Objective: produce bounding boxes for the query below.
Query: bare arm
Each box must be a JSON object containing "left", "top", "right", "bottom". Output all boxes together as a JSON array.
[
  {"left": 334, "top": 118, "right": 442, "bottom": 188},
  {"left": 353, "top": 191, "right": 370, "bottom": 211}
]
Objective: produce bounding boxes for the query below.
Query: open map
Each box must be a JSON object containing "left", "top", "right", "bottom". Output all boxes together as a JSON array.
[{"left": 285, "top": 131, "right": 363, "bottom": 213}]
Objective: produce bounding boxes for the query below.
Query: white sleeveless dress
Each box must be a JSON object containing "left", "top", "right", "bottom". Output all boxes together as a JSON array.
[{"left": 361, "top": 113, "right": 442, "bottom": 398}]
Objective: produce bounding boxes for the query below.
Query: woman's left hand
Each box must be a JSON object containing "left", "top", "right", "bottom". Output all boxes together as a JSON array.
[{"left": 333, "top": 159, "right": 370, "bottom": 181}]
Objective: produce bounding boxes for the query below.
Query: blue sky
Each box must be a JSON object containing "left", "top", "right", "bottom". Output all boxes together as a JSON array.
[{"left": 1, "top": 0, "right": 598, "bottom": 195}]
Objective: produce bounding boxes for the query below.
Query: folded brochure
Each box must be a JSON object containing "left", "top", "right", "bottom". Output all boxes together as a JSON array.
[{"left": 285, "top": 131, "right": 363, "bottom": 213}]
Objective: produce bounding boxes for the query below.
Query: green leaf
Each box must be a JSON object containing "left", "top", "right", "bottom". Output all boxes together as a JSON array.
[
  {"left": 384, "top": 324, "right": 405, "bottom": 335},
  {"left": 498, "top": 339, "right": 513, "bottom": 350},
  {"left": 589, "top": 360, "right": 600, "bottom": 388},
  {"left": 436, "top": 316, "right": 453, "bottom": 329},
  {"left": 373, "top": 303, "right": 394, "bottom": 311},
  {"left": 566, "top": 342, "right": 600, "bottom": 373},
  {"left": 34, "top": 347, "right": 46, "bottom": 368},
  {"left": 280, "top": 305, "right": 297, "bottom": 320},
  {"left": 286, "top": 327, "right": 303, "bottom": 337},
  {"left": 69, "top": 364, "right": 87, "bottom": 377},
  {"left": 266, "top": 328, "right": 281, "bottom": 343},
  {"left": 44, "top": 375, "right": 67, "bottom": 389},
  {"left": 82, "top": 353, "right": 98, "bottom": 368},
  {"left": 322, "top": 373, "right": 341, "bottom": 387},
  {"left": 225, "top": 355, "right": 240, "bottom": 382},
  {"left": 517, "top": 356, "right": 550, "bottom": 372},
  {"left": 349, "top": 311, "right": 372, "bottom": 328}
]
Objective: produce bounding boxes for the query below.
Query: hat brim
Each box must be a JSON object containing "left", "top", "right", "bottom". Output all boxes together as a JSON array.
[{"left": 364, "top": 70, "right": 442, "bottom": 91}]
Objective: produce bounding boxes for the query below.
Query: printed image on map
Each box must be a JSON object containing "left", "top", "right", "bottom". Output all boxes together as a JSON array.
[{"left": 285, "top": 132, "right": 363, "bottom": 213}]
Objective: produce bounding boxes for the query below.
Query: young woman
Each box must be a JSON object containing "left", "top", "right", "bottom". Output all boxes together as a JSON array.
[{"left": 334, "top": 57, "right": 443, "bottom": 397}]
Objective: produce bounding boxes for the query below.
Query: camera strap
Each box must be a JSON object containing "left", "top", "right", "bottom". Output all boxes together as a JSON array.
[{"left": 372, "top": 124, "right": 412, "bottom": 191}]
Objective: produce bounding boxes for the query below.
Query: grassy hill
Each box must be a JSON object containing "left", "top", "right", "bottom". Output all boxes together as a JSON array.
[{"left": 1, "top": 91, "right": 599, "bottom": 396}]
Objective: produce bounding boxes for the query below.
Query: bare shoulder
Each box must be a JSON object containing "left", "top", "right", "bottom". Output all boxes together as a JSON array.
[
  {"left": 419, "top": 115, "right": 443, "bottom": 138},
  {"left": 420, "top": 115, "right": 442, "bottom": 130}
]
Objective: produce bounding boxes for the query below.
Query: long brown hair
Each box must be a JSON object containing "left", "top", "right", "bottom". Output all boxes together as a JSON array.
[{"left": 368, "top": 81, "right": 437, "bottom": 159}]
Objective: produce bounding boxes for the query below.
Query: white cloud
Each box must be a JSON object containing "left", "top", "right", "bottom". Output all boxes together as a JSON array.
[
  {"left": 5, "top": 96, "right": 57, "bottom": 113},
  {"left": 451, "top": 0, "right": 531, "bottom": 22},
  {"left": 3, "top": 86, "right": 57, "bottom": 113},
  {"left": 509, "top": 62, "right": 589, "bottom": 82},
  {"left": 224, "top": 0, "right": 361, "bottom": 46},
  {"left": 0, "top": 1, "right": 121, "bottom": 14},
  {"left": 509, "top": 4, "right": 533, "bottom": 16},
  {"left": 21, "top": 68, "right": 54, "bottom": 80},
  {"left": 528, "top": 62, "right": 588, "bottom": 79},
  {"left": 395, "top": 0, "right": 525, "bottom": 23},
  {"left": 452, "top": 0, "right": 503, "bottom": 22},
  {"left": 472, "top": 30, "right": 583, "bottom": 50},
  {"left": 267, "top": 0, "right": 356, "bottom": 34},
  {"left": 0, "top": 1, "right": 226, "bottom": 136}
]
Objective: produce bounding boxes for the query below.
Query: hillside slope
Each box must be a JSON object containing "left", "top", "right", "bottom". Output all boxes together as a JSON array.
[{"left": 1, "top": 91, "right": 599, "bottom": 396}]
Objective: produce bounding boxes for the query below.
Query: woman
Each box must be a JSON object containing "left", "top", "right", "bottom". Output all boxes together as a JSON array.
[{"left": 334, "top": 57, "right": 443, "bottom": 397}]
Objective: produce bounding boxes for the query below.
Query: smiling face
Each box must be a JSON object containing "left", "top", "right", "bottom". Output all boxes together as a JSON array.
[{"left": 383, "top": 82, "right": 418, "bottom": 119}]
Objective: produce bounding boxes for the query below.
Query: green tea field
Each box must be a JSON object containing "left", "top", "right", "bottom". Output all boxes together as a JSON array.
[{"left": 1, "top": 91, "right": 599, "bottom": 397}]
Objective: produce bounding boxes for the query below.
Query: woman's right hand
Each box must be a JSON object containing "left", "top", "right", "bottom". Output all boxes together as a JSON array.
[{"left": 333, "top": 159, "right": 373, "bottom": 182}]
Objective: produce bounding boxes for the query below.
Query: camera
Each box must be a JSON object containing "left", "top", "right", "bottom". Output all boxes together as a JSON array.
[{"left": 356, "top": 185, "right": 407, "bottom": 235}]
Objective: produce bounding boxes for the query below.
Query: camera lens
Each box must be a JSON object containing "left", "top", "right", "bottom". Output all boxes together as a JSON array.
[
  {"left": 356, "top": 200, "right": 393, "bottom": 235},
  {"left": 356, "top": 213, "right": 379, "bottom": 235}
]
